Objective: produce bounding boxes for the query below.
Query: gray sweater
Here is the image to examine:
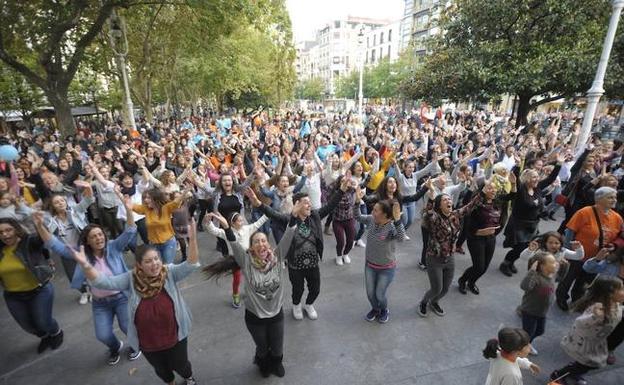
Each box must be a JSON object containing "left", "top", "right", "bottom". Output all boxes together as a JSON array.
[
  {"left": 229, "top": 222, "right": 296, "bottom": 319},
  {"left": 354, "top": 205, "right": 406, "bottom": 267}
]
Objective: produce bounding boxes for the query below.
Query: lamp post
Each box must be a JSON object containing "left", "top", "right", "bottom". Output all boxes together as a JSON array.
[
  {"left": 577, "top": 0, "right": 624, "bottom": 154},
  {"left": 108, "top": 9, "right": 136, "bottom": 131},
  {"left": 357, "top": 25, "right": 365, "bottom": 124}
]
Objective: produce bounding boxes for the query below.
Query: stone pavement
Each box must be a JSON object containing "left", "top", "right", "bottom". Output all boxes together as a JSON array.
[{"left": 1, "top": 217, "right": 622, "bottom": 385}]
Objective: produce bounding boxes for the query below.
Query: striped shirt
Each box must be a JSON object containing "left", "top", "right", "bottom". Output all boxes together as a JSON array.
[{"left": 354, "top": 205, "right": 406, "bottom": 268}]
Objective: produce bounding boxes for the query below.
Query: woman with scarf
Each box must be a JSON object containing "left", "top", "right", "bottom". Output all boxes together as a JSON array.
[
  {"left": 67, "top": 219, "right": 201, "bottom": 385},
  {"left": 203, "top": 202, "right": 299, "bottom": 378}
]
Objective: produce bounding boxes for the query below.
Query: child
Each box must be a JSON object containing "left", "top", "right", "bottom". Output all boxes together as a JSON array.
[
  {"left": 519, "top": 231, "right": 584, "bottom": 264},
  {"left": 550, "top": 276, "right": 624, "bottom": 385},
  {"left": 354, "top": 189, "right": 406, "bottom": 324},
  {"left": 518, "top": 251, "right": 569, "bottom": 355},
  {"left": 483, "top": 327, "right": 540, "bottom": 385},
  {"left": 204, "top": 211, "right": 268, "bottom": 308}
]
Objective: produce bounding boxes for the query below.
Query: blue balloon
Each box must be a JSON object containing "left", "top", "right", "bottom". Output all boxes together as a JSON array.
[{"left": 0, "top": 145, "right": 19, "bottom": 161}]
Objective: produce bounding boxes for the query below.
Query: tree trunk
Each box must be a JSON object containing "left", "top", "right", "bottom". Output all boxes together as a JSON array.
[
  {"left": 47, "top": 90, "right": 75, "bottom": 137},
  {"left": 515, "top": 94, "right": 531, "bottom": 128}
]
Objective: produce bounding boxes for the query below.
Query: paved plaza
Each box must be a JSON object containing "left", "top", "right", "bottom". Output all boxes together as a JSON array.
[{"left": 1, "top": 217, "right": 622, "bottom": 385}]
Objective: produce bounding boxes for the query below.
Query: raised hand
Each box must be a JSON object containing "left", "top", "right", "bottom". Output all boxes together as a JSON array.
[
  {"left": 392, "top": 201, "right": 402, "bottom": 221},
  {"left": 530, "top": 260, "right": 539, "bottom": 271},
  {"left": 528, "top": 240, "right": 540, "bottom": 252},
  {"left": 243, "top": 187, "right": 261, "bottom": 207},
  {"left": 32, "top": 210, "right": 45, "bottom": 228},
  {"left": 72, "top": 245, "right": 89, "bottom": 266}
]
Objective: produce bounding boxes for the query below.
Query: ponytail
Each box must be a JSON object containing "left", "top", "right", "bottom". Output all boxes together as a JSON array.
[
  {"left": 203, "top": 257, "right": 240, "bottom": 280},
  {"left": 482, "top": 338, "right": 499, "bottom": 359}
]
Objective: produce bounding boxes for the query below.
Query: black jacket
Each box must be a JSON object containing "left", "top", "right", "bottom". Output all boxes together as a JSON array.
[{"left": 259, "top": 189, "right": 344, "bottom": 261}]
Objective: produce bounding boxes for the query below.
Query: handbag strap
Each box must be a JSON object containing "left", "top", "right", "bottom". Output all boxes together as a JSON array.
[{"left": 592, "top": 206, "right": 604, "bottom": 249}]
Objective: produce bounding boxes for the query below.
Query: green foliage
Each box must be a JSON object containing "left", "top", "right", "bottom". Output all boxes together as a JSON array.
[
  {"left": 0, "top": 65, "right": 44, "bottom": 124},
  {"left": 401, "top": 0, "right": 624, "bottom": 122},
  {"left": 295, "top": 78, "right": 325, "bottom": 100},
  {"left": 335, "top": 56, "right": 413, "bottom": 100}
]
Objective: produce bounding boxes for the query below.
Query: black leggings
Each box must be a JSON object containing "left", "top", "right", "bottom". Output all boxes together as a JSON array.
[
  {"left": 556, "top": 260, "right": 596, "bottom": 303},
  {"left": 608, "top": 313, "right": 624, "bottom": 351},
  {"left": 503, "top": 242, "right": 528, "bottom": 265},
  {"left": 143, "top": 338, "right": 193, "bottom": 384},
  {"left": 333, "top": 218, "right": 355, "bottom": 256},
  {"left": 288, "top": 266, "right": 321, "bottom": 305},
  {"left": 420, "top": 226, "right": 430, "bottom": 265},
  {"left": 197, "top": 199, "right": 212, "bottom": 227},
  {"left": 460, "top": 236, "right": 496, "bottom": 284},
  {"left": 245, "top": 309, "right": 284, "bottom": 358}
]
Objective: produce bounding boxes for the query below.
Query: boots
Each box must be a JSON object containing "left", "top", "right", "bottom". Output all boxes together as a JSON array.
[
  {"left": 499, "top": 262, "right": 513, "bottom": 277},
  {"left": 457, "top": 276, "right": 467, "bottom": 295},
  {"left": 270, "top": 355, "right": 285, "bottom": 377},
  {"left": 254, "top": 355, "right": 271, "bottom": 378}
]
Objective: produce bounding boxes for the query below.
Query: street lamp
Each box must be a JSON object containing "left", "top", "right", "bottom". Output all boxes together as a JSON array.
[
  {"left": 577, "top": 0, "right": 624, "bottom": 154},
  {"left": 357, "top": 25, "right": 365, "bottom": 124},
  {"left": 108, "top": 9, "right": 137, "bottom": 131}
]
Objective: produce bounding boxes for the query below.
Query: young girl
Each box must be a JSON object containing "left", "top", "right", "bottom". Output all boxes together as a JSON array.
[
  {"left": 354, "top": 189, "right": 406, "bottom": 323},
  {"left": 518, "top": 252, "right": 569, "bottom": 355},
  {"left": 550, "top": 276, "right": 624, "bottom": 385},
  {"left": 204, "top": 211, "right": 269, "bottom": 308},
  {"left": 482, "top": 327, "right": 540, "bottom": 385},
  {"left": 519, "top": 231, "right": 584, "bottom": 263}
]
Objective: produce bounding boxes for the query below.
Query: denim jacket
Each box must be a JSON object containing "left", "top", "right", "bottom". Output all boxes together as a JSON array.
[
  {"left": 90, "top": 260, "right": 200, "bottom": 352},
  {"left": 1, "top": 235, "right": 54, "bottom": 287},
  {"left": 583, "top": 257, "right": 622, "bottom": 278},
  {"left": 44, "top": 225, "right": 137, "bottom": 290},
  {"left": 45, "top": 195, "right": 95, "bottom": 237}
]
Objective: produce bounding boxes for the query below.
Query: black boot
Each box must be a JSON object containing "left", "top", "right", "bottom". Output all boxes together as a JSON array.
[
  {"left": 499, "top": 262, "right": 513, "bottom": 277},
  {"left": 467, "top": 282, "right": 480, "bottom": 295},
  {"left": 49, "top": 329, "right": 64, "bottom": 350},
  {"left": 509, "top": 263, "right": 518, "bottom": 274},
  {"left": 254, "top": 355, "right": 271, "bottom": 378},
  {"left": 457, "top": 276, "right": 467, "bottom": 295},
  {"left": 37, "top": 336, "right": 51, "bottom": 354},
  {"left": 270, "top": 355, "right": 285, "bottom": 377}
]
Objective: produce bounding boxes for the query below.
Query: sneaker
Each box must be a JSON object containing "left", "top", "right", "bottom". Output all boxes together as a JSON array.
[
  {"left": 303, "top": 304, "right": 318, "bottom": 320},
  {"left": 356, "top": 239, "right": 366, "bottom": 248},
  {"left": 575, "top": 376, "right": 588, "bottom": 385},
  {"left": 127, "top": 348, "right": 142, "bottom": 361},
  {"left": 377, "top": 309, "right": 389, "bottom": 323},
  {"left": 499, "top": 262, "right": 513, "bottom": 277},
  {"left": 418, "top": 301, "right": 428, "bottom": 317},
  {"left": 529, "top": 345, "right": 538, "bottom": 356},
  {"left": 184, "top": 377, "right": 198, "bottom": 385},
  {"left": 79, "top": 292, "right": 90, "bottom": 305},
  {"left": 342, "top": 254, "right": 351, "bottom": 264},
  {"left": 49, "top": 329, "right": 64, "bottom": 350},
  {"left": 418, "top": 262, "right": 427, "bottom": 271},
  {"left": 458, "top": 277, "right": 467, "bottom": 295},
  {"left": 335, "top": 256, "right": 343, "bottom": 266},
  {"left": 292, "top": 304, "right": 303, "bottom": 320},
  {"left": 404, "top": 235, "right": 411, "bottom": 241},
  {"left": 429, "top": 302, "right": 445, "bottom": 317},
  {"left": 607, "top": 350, "right": 616, "bottom": 365},
  {"left": 108, "top": 341, "right": 123, "bottom": 365},
  {"left": 467, "top": 282, "right": 480, "bottom": 295},
  {"left": 365, "top": 309, "right": 379, "bottom": 322},
  {"left": 232, "top": 294, "right": 241, "bottom": 309},
  {"left": 37, "top": 336, "right": 51, "bottom": 354}
]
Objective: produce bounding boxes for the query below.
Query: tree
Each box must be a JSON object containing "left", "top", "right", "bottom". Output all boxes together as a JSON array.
[
  {"left": 0, "top": 0, "right": 133, "bottom": 136},
  {"left": 0, "top": 65, "right": 45, "bottom": 129},
  {"left": 401, "top": 0, "right": 624, "bottom": 126},
  {"left": 295, "top": 78, "right": 325, "bottom": 101}
]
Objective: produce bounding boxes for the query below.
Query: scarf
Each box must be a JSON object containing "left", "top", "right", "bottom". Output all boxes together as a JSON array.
[
  {"left": 133, "top": 265, "right": 168, "bottom": 298},
  {"left": 121, "top": 182, "right": 136, "bottom": 197},
  {"left": 249, "top": 248, "right": 277, "bottom": 273}
]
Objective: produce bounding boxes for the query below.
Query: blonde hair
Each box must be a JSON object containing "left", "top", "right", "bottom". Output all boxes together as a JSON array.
[{"left": 519, "top": 169, "right": 538, "bottom": 184}]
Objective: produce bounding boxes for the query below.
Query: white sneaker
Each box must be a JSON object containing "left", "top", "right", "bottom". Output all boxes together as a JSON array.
[
  {"left": 292, "top": 304, "right": 303, "bottom": 320},
  {"left": 336, "top": 256, "right": 344, "bottom": 266},
  {"left": 79, "top": 292, "right": 90, "bottom": 305},
  {"left": 343, "top": 254, "right": 351, "bottom": 264},
  {"left": 529, "top": 345, "right": 538, "bottom": 356},
  {"left": 404, "top": 235, "right": 411, "bottom": 241},
  {"left": 303, "top": 304, "right": 318, "bottom": 320},
  {"left": 356, "top": 239, "right": 366, "bottom": 248}
]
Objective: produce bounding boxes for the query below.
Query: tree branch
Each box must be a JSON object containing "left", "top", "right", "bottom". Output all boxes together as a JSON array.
[
  {"left": 0, "top": 29, "right": 47, "bottom": 90},
  {"left": 529, "top": 94, "right": 565, "bottom": 109},
  {"left": 134, "top": 4, "right": 164, "bottom": 80}
]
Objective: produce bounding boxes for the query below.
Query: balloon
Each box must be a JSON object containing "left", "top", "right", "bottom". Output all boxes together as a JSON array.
[{"left": 0, "top": 145, "right": 19, "bottom": 162}]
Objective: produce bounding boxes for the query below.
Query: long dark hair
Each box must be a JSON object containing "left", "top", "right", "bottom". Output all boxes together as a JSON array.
[
  {"left": 572, "top": 275, "right": 623, "bottom": 324},
  {"left": 143, "top": 188, "right": 169, "bottom": 216},
  {"left": 375, "top": 199, "right": 394, "bottom": 220},
  {"left": 80, "top": 224, "right": 109, "bottom": 263},
  {"left": 376, "top": 176, "right": 401, "bottom": 201},
  {"left": 483, "top": 327, "right": 530, "bottom": 359},
  {"left": 0, "top": 218, "right": 27, "bottom": 246},
  {"left": 432, "top": 193, "right": 450, "bottom": 214}
]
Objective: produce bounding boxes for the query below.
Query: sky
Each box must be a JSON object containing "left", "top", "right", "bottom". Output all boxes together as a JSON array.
[{"left": 286, "top": 0, "right": 405, "bottom": 42}]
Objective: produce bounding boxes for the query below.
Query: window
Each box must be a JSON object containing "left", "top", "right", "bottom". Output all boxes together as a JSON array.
[
  {"left": 388, "top": 45, "right": 391, "bottom": 58},
  {"left": 365, "top": 52, "right": 369, "bottom": 64},
  {"left": 367, "top": 37, "right": 370, "bottom": 48},
  {"left": 371, "top": 49, "right": 376, "bottom": 63},
  {"left": 388, "top": 29, "right": 392, "bottom": 42},
  {"left": 379, "top": 49, "right": 382, "bottom": 59},
  {"left": 380, "top": 32, "right": 384, "bottom": 44},
  {"left": 334, "top": 32, "right": 340, "bottom": 39},
  {"left": 373, "top": 35, "right": 376, "bottom": 46},
  {"left": 334, "top": 21, "right": 340, "bottom": 28}
]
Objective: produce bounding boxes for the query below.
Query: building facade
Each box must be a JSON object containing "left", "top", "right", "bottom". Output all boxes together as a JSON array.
[
  {"left": 364, "top": 20, "right": 401, "bottom": 66},
  {"left": 400, "top": 0, "right": 450, "bottom": 55}
]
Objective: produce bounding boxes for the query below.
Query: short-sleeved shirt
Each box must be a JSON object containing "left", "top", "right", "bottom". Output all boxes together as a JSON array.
[
  {"left": 567, "top": 206, "right": 624, "bottom": 259},
  {"left": 133, "top": 201, "right": 180, "bottom": 244}
]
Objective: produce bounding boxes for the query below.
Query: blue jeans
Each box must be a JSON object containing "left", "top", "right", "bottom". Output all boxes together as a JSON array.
[
  {"left": 402, "top": 201, "right": 416, "bottom": 230},
  {"left": 364, "top": 265, "right": 396, "bottom": 311},
  {"left": 4, "top": 282, "right": 60, "bottom": 338},
  {"left": 92, "top": 292, "right": 129, "bottom": 352},
  {"left": 355, "top": 203, "right": 368, "bottom": 241},
  {"left": 154, "top": 237, "right": 177, "bottom": 264},
  {"left": 521, "top": 312, "right": 546, "bottom": 342}
]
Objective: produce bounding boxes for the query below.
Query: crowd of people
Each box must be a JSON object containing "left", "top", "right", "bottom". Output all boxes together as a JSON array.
[{"left": 0, "top": 106, "right": 623, "bottom": 385}]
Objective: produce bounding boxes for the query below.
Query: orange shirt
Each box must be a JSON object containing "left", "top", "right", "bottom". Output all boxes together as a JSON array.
[
  {"left": 566, "top": 206, "right": 623, "bottom": 259},
  {"left": 133, "top": 201, "right": 181, "bottom": 244}
]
